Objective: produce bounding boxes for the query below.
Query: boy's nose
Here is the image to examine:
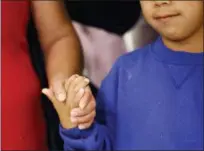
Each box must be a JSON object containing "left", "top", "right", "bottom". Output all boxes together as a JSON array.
[{"left": 154, "top": 0, "right": 171, "bottom": 7}]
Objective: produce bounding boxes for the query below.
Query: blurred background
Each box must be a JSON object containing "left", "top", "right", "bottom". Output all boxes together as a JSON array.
[{"left": 27, "top": 1, "right": 158, "bottom": 150}]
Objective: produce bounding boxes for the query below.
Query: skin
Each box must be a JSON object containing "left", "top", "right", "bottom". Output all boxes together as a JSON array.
[
  {"left": 32, "top": 1, "right": 83, "bottom": 100},
  {"left": 140, "top": 0, "right": 203, "bottom": 53},
  {"left": 43, "top": 75, "right": 96, "bottom": 129},
  {"left": 32, "top": 1, "right": 94, "bottom": 129}
]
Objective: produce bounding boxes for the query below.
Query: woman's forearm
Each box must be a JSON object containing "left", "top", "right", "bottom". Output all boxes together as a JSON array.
[
  {"left": 44, "top": 30, "right": 83, "bottom": 86},
  {"left": 31, "top": 1, "right": 84, "bottom": 86}
]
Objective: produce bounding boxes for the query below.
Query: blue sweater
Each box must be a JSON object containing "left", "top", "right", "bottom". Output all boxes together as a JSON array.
[{"left": 60, "top": 38, "right": 203, "bottom": 150}]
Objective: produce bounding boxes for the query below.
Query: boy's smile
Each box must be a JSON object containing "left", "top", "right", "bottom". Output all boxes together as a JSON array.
[
  {"left": 140, "top": 1, "right": 203, "bottom": 42},
  {"left": 153, "top": 12, "right": 180, "bottom": 23}
]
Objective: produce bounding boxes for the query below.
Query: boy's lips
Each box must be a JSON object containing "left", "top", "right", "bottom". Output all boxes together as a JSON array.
[
  {"left": 153, "top": 13, "right": 180, "bottom": 20},
  {"left": 153, "top": 13, "right": 180, "bottom": 22}
]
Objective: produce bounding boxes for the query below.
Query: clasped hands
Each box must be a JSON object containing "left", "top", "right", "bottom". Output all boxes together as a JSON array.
[{"left": 42, "top": 74, "right": 96, "bottom": 129}]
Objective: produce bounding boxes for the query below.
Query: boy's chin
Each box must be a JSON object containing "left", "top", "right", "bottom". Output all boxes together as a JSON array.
[{"left": 161, "top": 32, "right": 190, "bottom": 42}]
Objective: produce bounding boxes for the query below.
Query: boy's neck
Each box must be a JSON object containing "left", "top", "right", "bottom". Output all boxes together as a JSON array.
[{"left": 162, "top": 27, "right": 203, "bottom": 53}]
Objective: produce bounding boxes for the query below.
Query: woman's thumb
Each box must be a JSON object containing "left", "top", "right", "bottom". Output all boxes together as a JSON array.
[{"left": 42, "top": 88, "right": 55, "bottom": 103}]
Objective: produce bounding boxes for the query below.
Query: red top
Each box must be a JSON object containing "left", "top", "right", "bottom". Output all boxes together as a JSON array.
[{"left": 2, "top": 1, "right": 47, "bottom": 150}]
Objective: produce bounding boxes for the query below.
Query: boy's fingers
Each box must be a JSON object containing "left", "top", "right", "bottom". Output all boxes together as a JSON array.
[
  {"left": 69, "top": 76, "right": 83, "bottom": 92},
  {"left": 71, "top": 108, "right": 85, "bottom": 117},
  {"left": 69, "top": 88, "right": 85, "bottom": 108},
  {"left": 80, "top": 99, "right": 96, "bottom": 116},
  {"left": 79, "top": 91, "right": 95, "bottom": 110},
  {"left": 73, "top": 78, "right": 90, "bottom": 92},
  {"left": 74, "top": 88, "right": 85, "bottom": 102},
  {"left": 67, "top": 76, "right": 83, "bottom": 102},
  {"left": 74, "top": 88, "right": 89, "bottom": 107},
  {"left": 70, "top": 110, "right": 96, "bottom": 125},
  {"left": 65, "top": 74, "right": 78, "bottom": 91}
]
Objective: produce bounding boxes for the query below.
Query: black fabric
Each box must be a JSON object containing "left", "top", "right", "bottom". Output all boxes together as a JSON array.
[{"left": 65, "top": 1, "right": 141, "bottom": 35}]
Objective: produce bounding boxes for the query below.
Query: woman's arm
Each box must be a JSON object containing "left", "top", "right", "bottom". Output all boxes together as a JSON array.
[{"left": 32, "top": 1, "right": 83, "bottom": 101}]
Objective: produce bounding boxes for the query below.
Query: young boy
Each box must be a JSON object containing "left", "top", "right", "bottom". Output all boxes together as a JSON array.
[{"left": 52, "top": 1, "right": 203, "bottom": 150}]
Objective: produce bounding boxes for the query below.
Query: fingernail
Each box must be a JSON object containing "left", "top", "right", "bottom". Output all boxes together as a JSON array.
[
  {"left": 79, "top": 88, "right": 85, "bottom": 94},
  {"left": 42, "top": 89, "right": 48, "bottom": 94},
  {"left": 78, "top": 125, "right": 85, "bottom": 130},
  {"left": 57, "top": 93, "right": 66, "bottom": 102},
  {"left": 79, "top": 103, "right": 85, "bottom": 109},
  {"left": 84, "top": 78, "right": 89, "bottom": 83}
]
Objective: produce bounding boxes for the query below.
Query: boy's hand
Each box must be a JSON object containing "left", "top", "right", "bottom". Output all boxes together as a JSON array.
[
  {"left": 70, "top": 87, "right": 96, "bottom": 129},
  {"left": 64, "top": 74, "right": 90, "bottom": 109},
  {"left": 64, "top": 75, "right": 96, "bottom": 129}
]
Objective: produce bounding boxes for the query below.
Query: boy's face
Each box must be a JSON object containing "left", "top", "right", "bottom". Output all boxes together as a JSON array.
[{"left": 140, "top": 1, "right": 203, "bottom": 41}]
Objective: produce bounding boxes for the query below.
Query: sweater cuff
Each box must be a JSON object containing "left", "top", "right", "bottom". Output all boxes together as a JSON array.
[{"left": 59, "top": 124, "right": 95, "bottom": 139}]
